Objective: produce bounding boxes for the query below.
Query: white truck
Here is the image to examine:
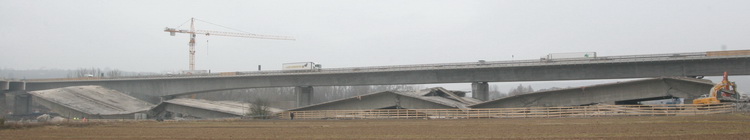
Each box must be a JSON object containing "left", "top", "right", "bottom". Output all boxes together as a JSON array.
[
  {"left": 541, "top": 52, "right": 597, "bottom": 61},
  {"left": 282, "top": 62, "right": 322, "bottom": 71},
  {"left": 181, "top": 70, "right": 208, "bottom": 75}
]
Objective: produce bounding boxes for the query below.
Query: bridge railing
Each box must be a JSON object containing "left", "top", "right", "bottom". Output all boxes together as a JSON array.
[
  {"left": 279, "top": 104, "right": 735, "bottom": 120},
  {"left": 169, "top": 51, "right": 712, "bottom": 77},
  {"left": 183, "top": 51, "right": 710, "bottom": 76}
]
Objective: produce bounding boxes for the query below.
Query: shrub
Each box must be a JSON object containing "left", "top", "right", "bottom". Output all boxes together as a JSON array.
[{"left": 246, "top": 99, "right": 272, "bottom": 119}]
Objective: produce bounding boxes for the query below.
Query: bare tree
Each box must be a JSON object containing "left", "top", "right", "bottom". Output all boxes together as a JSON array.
[
  {"left": 71, "top": 68, "right": 102, "bottom": 78},
  {"left": 106, "top": 69, "right": 123, "bottom": 77},
  {"left": 509, "top": 84, "right": 534, "bottom": 96},
  {"left": 489, "top": 84, "right": 507, "bottom": 99},
  {"left": 246, "top": 98, "right": 271, "bottom": 119},
  {"left": 68, "top": 68, "right": 128, "bottom": 78},
  {"left": 538, "top": 87, "right": 565, "bottom": 92}
]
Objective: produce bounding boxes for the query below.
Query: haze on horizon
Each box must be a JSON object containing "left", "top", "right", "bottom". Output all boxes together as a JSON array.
[{"left": 2, "top": 0, "right": 749, "bottom": 72}]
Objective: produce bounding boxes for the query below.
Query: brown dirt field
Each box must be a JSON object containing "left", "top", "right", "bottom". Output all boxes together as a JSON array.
[{"left": 2, "top": 113, "right": 750, "bottom": 140}]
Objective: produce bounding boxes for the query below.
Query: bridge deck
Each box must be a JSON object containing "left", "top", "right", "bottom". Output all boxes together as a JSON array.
[{"left": 24, "top": 51, "right": 750, "bottom": 82}]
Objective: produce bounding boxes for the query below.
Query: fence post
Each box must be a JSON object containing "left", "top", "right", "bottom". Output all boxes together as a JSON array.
[
  {"left": 693, "top": 105, "right": 698, "bottom": 116},
  {"left": 596, "top": 105, "right": 600, "bottom": 117},
  {"left": 465, "top": 109, "right": 469, "bottom": 119},
  {"left": 583, "top": 106, "right": 589, "bottom": 117},
  {"left": 524, "top": 108, "right": 528, "bottom": 118},
  {"left": 704, "top": 104, "right": 709, "bottom": 115},
  {"left": 397, "top": 109, "right": 400, "bottom": 119},
  {"left": 407, "top": 109, "right": 410, "bottom": 119},
  {"left": 651, "top": 106, "right": 654, "bottom": 116},
  {"left": 637, "top": 105, "right": 641, "bottom": 116},
  {"left": 488, "top": 109, "right": 491, "bottom": 119}
]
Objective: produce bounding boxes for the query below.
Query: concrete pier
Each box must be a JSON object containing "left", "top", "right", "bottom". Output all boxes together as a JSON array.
[
  {"left": 472, "top": 82, "right": 489, "bottom": 101},
  {"left": 295, "top": 86, "right": 313, "bottom": 107}
]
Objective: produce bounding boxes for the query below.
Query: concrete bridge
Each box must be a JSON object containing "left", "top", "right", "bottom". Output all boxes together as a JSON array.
[{"left": 3, "top": 51, "right": 750, "bottom": 110}]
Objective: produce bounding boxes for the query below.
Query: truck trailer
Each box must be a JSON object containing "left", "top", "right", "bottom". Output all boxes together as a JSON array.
[
  {"left": 541, "top": 52, "right": 597, "bottom": 61},
  {"left": 282, "top": 62, "right": 322, "bottom": 71}
]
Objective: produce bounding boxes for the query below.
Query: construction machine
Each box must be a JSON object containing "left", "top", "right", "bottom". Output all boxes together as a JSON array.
[
  {"left": 693, "top": 72, "right": 745, "bottom": 104},
  {"left": 164, "top": 18, "right": 294, "bottom": 71}
]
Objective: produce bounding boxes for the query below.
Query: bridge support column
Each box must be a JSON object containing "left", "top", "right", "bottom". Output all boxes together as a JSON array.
[
  {"left": 8, "top": 81, "right": 25, "bottom": 91},
  {"left": 5, "top": 91, "right": 31, "bottom": 115},
  {"left": 0, "top": 90, "right": 6, "bottom": 116},
  {"left": 1, "top": 81, "right": 9, "bottom": 91},
  {"left": 295, "top": 86, "right": 313, "bottom": 107},
  {"left": 472, "top": 82, "right": 489, "bottom": 101}
]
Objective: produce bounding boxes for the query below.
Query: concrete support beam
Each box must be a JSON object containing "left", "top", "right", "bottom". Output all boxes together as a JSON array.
[
  {"left": 472, "top": 82, "right": 489, "bottom": 101},
  {"left": 295, "top": 86, "right": 313, "bottom": 107},
  {"left": 3, "top": 81, "right": 30, "bottom": 116},
  {"left": 1, "top": 81, "right": 9, "bottom": 91},
  {"left": 9, "top": 81, "right": 25, "bottom": 91}
]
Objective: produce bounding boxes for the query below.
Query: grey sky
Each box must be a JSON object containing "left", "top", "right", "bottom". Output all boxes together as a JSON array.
[{"left": 1, "top": 0, "right": 749, "bottom": 73}]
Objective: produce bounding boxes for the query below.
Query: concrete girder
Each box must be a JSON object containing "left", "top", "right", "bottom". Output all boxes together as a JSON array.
[
  {"left": 161, "top": 103, "right": 240, "bottom": 119},
  {"left": 290, "top": 91, "right": 457, "bottom": 111},
  {"left": 21, "top": 57, "right": 750, "bottom": 103},
  {"left": 662, "top": 78, "right": 714, "bottom": 101},
  {"left": 470, "top": 78, "right": 712, "bottom": 108}
]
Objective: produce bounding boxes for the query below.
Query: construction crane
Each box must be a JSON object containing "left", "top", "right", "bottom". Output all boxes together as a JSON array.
[{"left": 164, "top": 18, "right": 295, "bottom": 71}]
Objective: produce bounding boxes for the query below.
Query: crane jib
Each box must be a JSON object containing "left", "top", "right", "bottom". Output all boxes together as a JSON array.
[{"left": 164, "top": 18, "right": 295, "bottom": 71}]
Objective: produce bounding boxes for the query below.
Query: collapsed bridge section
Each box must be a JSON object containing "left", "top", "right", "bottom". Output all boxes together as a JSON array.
[
  {"left": 471, "top": 77, "right": 714, "bottom": 108},
  {"left": 29, "top": 85, "right": 155, "bottom": 119}
]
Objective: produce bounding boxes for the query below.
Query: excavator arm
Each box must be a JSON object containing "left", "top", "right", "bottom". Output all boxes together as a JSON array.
[{"left": 693, "top": 72, "right": 744, "bottom": 104}]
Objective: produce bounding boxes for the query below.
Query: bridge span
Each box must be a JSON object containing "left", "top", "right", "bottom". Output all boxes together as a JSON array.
[{"left": 4, "top": 50, "right": 750, "bottom": 107}]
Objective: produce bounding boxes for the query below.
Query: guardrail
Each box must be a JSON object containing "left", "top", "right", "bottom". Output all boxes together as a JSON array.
[
  {"left": 279, "top": 104, "right": 735, "bottom": 120},
  {"left": 25, "top": 50, "right": 749, "bottom": 82}
]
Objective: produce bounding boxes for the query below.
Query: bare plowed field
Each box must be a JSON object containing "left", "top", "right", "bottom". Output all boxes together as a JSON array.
[{"left": 2, "top": 114, "right": 750, "bottom": 139}]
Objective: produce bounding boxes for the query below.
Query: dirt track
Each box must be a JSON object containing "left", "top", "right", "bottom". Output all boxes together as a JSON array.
[{"left": 2, "top": 113, "right": 750, "bottom": 139}]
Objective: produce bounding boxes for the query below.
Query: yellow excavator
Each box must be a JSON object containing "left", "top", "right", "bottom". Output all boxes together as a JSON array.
[{"left": 693, "top": 72, "right": 744, "bottom": 104}]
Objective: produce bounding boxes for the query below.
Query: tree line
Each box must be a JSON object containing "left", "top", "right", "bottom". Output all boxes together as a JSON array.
[{"left": 68, "top": 68, "right": 124, "bottom": 78}]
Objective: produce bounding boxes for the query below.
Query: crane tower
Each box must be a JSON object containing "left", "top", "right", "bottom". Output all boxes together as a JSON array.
[{"left": 164, "top": 18, "right": 294, "bottom": 71}]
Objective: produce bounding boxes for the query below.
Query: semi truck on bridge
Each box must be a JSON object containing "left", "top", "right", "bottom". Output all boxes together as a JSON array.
[
  {"left": 282, "top": 62, "right": 322, "bottom": 71},
  {"left": 541, "top": 52, "right": 597, "bottom": 61}
]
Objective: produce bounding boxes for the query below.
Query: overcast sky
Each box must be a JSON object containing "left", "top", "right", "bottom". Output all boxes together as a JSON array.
[
  {"left": 2, "top": 0, "right": 749, "bottom": 92},
  {"left": 2, "top": 0, "right": 749, "bottom": 72}
]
